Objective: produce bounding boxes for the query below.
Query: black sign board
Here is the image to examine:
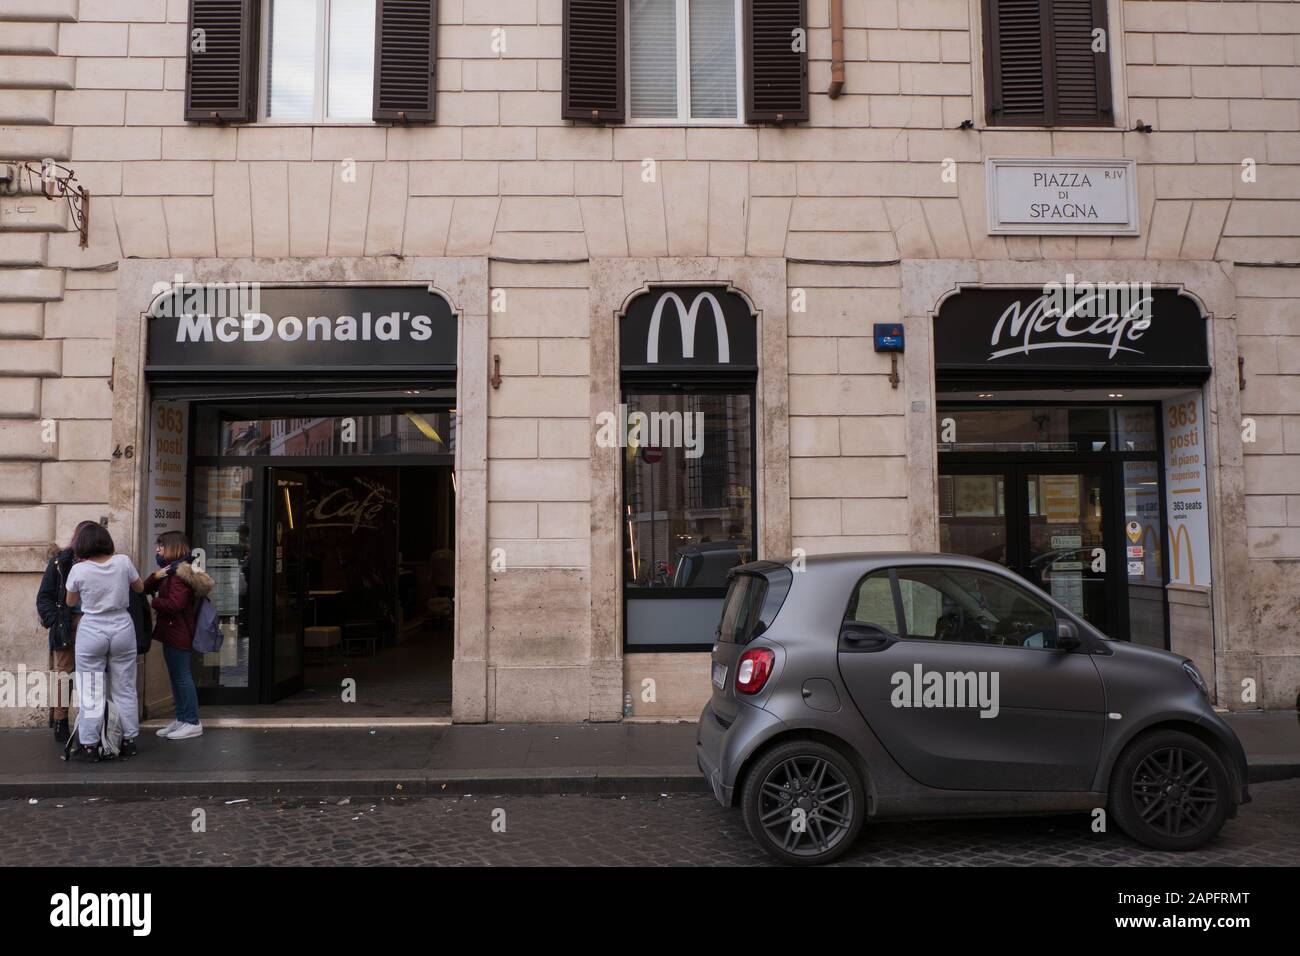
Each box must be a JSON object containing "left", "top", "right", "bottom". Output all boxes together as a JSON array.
[
  {"left": 934, "top": 286, "right": 1210, "bottom": 386},
  {"left": 620, "top": 285, "right": 757, "bottom": 373},
  {"left": 145, "top": 285, "right": 457, "bottom": 379}
]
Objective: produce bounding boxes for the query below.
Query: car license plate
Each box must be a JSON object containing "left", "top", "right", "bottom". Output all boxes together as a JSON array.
[{"left": 711, "top": 661, "right": 727, "bottom": 690}]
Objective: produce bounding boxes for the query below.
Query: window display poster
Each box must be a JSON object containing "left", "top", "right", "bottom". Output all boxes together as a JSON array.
[
  {"left": 148, "top": 402, "right": 187, "bottom": 541},
  {"left": 954, "top": 475, "right": 999, "bottom": 517},
  {"left": 1051, "top": 570, "right": 1085, "bottom": 615},
  {"left": 1163, "top": 392, "right": 1211, "bottom": 586},
  {"left": 1041, "top": 475, "right": 1081, "bottom": 524}
]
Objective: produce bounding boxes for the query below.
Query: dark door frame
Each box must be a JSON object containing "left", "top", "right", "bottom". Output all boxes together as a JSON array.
[
  {"left": 180, "top": 395, "right": 457, "bottom": 706},
  {"left": 267, "top": 467, "right": 308, "bottom": 702}
]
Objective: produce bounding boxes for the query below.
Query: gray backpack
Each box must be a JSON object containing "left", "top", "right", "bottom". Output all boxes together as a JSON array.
[{"left": 192, "top": 596, "right": 223, "bottom": 653}]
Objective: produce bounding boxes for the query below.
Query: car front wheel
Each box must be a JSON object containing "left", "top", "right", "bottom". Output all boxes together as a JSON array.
[
  {"left": 741, "top": 739, "right": 865, "bottom": 865},
  {"left": 1108, "top": 729, "right": 1232, "bottom": 851}
]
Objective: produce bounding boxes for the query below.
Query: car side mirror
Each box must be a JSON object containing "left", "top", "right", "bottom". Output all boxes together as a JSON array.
[{"left": 1056, "top": 619, "right": 1082, "bottom": 651}]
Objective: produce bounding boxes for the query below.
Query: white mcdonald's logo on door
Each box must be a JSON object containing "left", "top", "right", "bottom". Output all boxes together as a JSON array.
[{"left": 646, "top": 292, "right": 730, "bottom": 365}]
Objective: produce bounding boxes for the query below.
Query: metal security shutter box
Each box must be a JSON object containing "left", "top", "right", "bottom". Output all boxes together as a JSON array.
[
  {"left": 984, "top": 0, "right": 1112, "bottom": 127},
  {"left": 373, "top": 0, "right": 438, "bottom": 122},
  {"left": 744, "top": 0, "right": 808, "bottom": 124},
  {"left": 562, "top": 0, "right": 625, "bottom": 123},
  {"left": 184, "top": 0, "right": 259, "bottom": 123}
]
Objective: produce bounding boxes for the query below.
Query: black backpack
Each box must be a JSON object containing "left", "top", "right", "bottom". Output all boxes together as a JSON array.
[{"left": 130, "top": 589, "right": 153, "bottom": 655}]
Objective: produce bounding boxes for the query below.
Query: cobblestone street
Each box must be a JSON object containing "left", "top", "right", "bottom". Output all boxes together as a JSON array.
[{"left": 3, "top": 779, "right": 1297, "bottom": 867}]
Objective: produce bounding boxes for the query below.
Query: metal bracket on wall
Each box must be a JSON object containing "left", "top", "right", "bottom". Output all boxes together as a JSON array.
[
  {"left": 1239, "top": 356, "right": 1245, "bottom": 390},
  {"left": 490, "top": 354, "right": 502, "bottom": 389},
  {"left": 5, "top": 160, "right": 91, "bottom": 248},
  {"left": 889, "top": 353, "right": 900, "bottom": 389}
]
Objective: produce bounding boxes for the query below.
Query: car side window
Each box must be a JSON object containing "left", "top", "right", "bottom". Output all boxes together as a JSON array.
[
  {"left": 896, "top": 568, "right": 1058, "bottom": 649},
  {"left": 844, "top": 573, "right": 899, "bottom": 636}
]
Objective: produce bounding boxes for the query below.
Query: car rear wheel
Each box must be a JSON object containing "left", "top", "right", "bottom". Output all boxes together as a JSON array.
[
  {"left": 741, "top": 739, "right": 865, "bottom": 865},
  {"left": 1108, "top": 730, "right": 1231, "bottom": 851}
]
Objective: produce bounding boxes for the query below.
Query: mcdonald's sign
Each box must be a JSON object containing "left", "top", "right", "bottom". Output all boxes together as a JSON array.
[{"left": 620, "top": 285, "right": 757, "bottom": 372}]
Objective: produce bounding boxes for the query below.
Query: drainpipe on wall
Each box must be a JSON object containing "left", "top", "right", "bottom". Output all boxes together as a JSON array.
[{"left": 827, "top": 0, "right": 845, "bottom": 99}]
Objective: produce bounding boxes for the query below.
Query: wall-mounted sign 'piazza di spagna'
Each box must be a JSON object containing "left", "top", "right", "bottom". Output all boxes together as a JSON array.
[{"left": 986, "top": 157, "right": 1140, "bottom": 236}]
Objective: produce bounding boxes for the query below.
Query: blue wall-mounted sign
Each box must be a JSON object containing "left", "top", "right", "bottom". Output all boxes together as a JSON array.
[{"left": 873, "top": 323, "right": 905, "bottom": 352}]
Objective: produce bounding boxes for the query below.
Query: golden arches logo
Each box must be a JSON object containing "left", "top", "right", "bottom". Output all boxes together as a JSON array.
[{"left": 1169, "top": 523, "right": 1197, "bottom": 585}]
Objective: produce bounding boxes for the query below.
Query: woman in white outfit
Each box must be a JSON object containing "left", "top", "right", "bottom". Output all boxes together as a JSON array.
[{"left": 64, "top": 523, "right": 144, "bottom": 761}]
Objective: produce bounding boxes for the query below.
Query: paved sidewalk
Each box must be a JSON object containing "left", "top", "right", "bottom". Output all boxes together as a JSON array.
[
  {"left": 0, "top": 722, "right": 704, "bottom": 798},
  {"left": 0, "top": 712, "right": 1294, "bottom": 799}
]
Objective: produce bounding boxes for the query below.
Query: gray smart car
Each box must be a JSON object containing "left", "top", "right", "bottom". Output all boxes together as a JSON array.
[{"left": 697, "top": 552, "right": 1250, "bottom": 865}]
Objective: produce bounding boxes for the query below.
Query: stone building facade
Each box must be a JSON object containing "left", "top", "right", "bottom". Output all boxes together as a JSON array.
[{"left": 0, "top": 0, "right": 1297, "bottom": 726}]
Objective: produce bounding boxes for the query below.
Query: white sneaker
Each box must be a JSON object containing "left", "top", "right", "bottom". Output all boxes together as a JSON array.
[
  {"left": 168, "top": 721, "right": 203, "bottom": 740},
  {"left": 155, "top": 720, "right": 183, "bottom": 738}
]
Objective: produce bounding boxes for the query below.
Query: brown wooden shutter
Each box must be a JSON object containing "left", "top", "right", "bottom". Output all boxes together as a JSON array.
[
  {"left": 562, "top": 0, "right": 624, "bottom": 123},
  {"left": 984, "top": 0, "right": 1112, "bottom": 126},
  {"left": 184, "top": 0, "right": 258, "bottom": 123},
  {"left": 1051, "top": 0, "right": 1112, "bottom": 125},
  {"left": 373, "top": 0, "right": 438, "bottom": 123},
  {"left": 744, "top": 0, "right": 808, "bottom": 124}
]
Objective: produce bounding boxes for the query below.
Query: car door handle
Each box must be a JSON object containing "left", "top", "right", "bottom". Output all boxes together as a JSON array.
[{"left": 839, "top": 633, "right": 891, "bottom": 652}]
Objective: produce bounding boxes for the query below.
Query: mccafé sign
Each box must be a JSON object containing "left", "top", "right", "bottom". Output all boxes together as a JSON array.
[
  {"left": 145, "top": 284, "right": 457, "bottom": 375},
  {"left": 619, "top": 285, "right": 757, "bottom": 372},
  {"left": 933, "top": 286, "right": 1210, "bottom": 383}
]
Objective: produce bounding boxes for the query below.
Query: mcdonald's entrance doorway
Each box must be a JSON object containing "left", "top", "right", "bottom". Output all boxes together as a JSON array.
[{"left": 935, "top": 396, "right": 1195, "bottom": 649}]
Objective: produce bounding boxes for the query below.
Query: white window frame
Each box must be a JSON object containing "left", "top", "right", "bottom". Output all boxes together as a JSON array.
[
  {"left": 258, "top": 0, "right": 376, "bottom": 125},
  {"left": 625, "top": 0, "right": 745, "bottom": 126}
]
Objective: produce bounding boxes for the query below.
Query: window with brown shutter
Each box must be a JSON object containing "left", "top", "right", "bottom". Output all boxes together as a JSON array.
[
  {"left": 563, "top": 0, "right": 625, "bottom": 123},
  {"left": 983, "top": 0, "right": 1113, "bottom": 127},
  {"left": 373, "top": 0, "right": 438, "bottom": 123},
  {"left": 744, "top": 0, "right": 807, "bottom": 124},
  {"left": 184, "top": 0, "right": 259, "bottom": 123}
]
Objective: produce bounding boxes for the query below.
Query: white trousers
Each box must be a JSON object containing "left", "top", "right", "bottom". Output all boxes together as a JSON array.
[{"left": 74, "top": 612, "right": 139, "bottom": 745}]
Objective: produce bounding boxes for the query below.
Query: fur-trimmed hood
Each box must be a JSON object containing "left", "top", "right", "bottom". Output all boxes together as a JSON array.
[{"left": 174, "top": 561, "right": 214, "bottom": 600}]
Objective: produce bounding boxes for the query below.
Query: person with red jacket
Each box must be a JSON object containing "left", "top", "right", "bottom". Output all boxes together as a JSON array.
[{"left": 143, "top": 531, "right": 214, "bottom": 741}]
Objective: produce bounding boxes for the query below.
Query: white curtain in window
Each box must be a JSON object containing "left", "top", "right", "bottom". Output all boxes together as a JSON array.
[
  {"left": 630, "top": 0, "right": 678, "bottom": 119},
  {"left": 689, "top": 0, "right": 737, "bottom": 119},
  {"left": 327, "top": 0, "right": 375, "bottom": 119},
  {"left": 267, "top": 0, "right": 317, "bottom": 120}
]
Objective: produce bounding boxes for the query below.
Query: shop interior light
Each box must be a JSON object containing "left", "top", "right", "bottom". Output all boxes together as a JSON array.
[
  {"left": 404, "top": 411, "right": 443, "bottom": 445},
  {"left": 626, "top": 505, "right": 638, "bottom": 581}
]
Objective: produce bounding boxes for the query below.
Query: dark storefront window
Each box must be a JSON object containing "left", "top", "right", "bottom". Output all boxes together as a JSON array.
[
  {"left": 194, "top": 409, "right": 454, "bottom": 458},
  {"left": 622, "top": 389, "right": 756, "bottom": 649}
]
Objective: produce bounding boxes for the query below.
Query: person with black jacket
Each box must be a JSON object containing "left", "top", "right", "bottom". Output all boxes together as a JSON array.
[{"left": 35, "top": 520, "right": 98, "bottom": 746}]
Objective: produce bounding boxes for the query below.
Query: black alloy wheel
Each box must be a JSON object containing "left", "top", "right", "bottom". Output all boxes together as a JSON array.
[
  {"left": 1109, "top": 729, "right": 1231, "bottom": 851},
  {"left": 742, "top": 740, "right": 865, "bottom": 865}
]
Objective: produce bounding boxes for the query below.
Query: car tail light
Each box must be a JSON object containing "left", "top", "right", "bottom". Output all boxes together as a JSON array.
[{"left": 735, "top": 648, "right": 775, "bottom": 695}]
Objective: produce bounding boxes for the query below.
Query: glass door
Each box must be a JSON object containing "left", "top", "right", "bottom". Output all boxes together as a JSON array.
[
  {"left": 192, "top": 465, "right": 257, "bottom": 703},
  {"left": 268, "top": 468, "right": 307, "bottom": 700},
  {"left": 1017, "top": 465, "right": 1114, "bottom": 637}
]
